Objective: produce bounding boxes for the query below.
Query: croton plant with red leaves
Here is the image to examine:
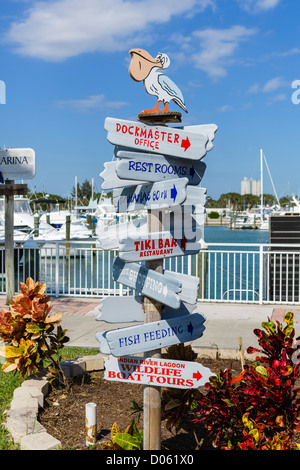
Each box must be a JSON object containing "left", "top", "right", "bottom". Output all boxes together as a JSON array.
[
  {"left": 0, "top": 277, "right": 69, "bottom": 385},
  {"left": 195, "top": 312, "right": 300, "bottom": 450}
]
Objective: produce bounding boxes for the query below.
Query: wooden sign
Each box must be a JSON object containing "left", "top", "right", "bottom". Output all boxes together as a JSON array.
[
  {"left": 97, "top": 217, "right": 147, "bottom": 250},
  {"left": 104, "top": 118, "right": 209, "bottom": 160},
  {"left": 100, "top": 161, "right": 148, "bottom": 190},
  {"left": 113, "top": 178, "right": 189, "bottom": 213},
  {"left": 178, "top": 124, "right": 218, "bottom": 152},
  {"left": 119, "top": 231, "right": 201, "bottom": 262},
  {"left": 104, "top": 355, "right": 215, "bottom": 389},
  {"left": 113, "top": 257, "right": 182, "bottom": 309},
  {"left": 116, "top": 151, "right": 206, "bottom": 185},
  {"left": 96, "top": 296, "right": 196, "bottom": 323},
  {"left": 0, "top": 148, "right": 35, "bottom": 181},
  {"left": 101, "top": 313, "right": 206, "bottom": 357},
  {"left": 164, "top": 270, "right": 200, "bottom": 305}
]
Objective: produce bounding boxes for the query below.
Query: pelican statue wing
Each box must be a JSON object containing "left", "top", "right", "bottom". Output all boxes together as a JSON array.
[{"left": 157, "top": 73, "right": 188, "bottom": 113}]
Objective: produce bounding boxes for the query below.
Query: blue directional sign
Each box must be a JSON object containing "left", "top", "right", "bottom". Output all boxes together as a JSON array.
[
  {"left": 113, "top": 178, "right": 189, "bottom": 212},
  {"left": 116, "top": 151, "right": 206, "bottom": 186},
  {"left": 97, "top": 313, "right": 206, "bottom": 357},
  {"left": 112, "top": 257, "right": 182, "bottom": 309}
]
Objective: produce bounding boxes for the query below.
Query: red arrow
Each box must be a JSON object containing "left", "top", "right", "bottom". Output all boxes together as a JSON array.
[
  {"left": 193, "top": 371, "right": 203, "bottom": 381},
  {"left": 181, "top": 136, "right": 191, "bottom": 152}
]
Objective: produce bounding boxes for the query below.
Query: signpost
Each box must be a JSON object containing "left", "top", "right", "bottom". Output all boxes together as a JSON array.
[
  {"left": 0, "top": 149, "right": 35, "bottom": 303},
  {"left": 116, "top": 151, "right": 206, "bottom": 185},
  {"left": 104, "top": 355, "right": 215, "bottom": 389},
  {"left": 112, "top": 256, "right": 183, "bottom": 309},
  {"left": 96, "top": 48, "right": 218, "bottom": 450},
  {"left": 0, "top": 148, "right": 35, "bottom": 181},
  {"left": 96, "top": 296, "right": 196, "bottom": 323},
  {"left": 113, "top": 177, "right": 189, "bottom": 212},
  {"left": 100, "top": 313, "right": 206, "bottom": 357},
  {"left": 104, "top": 117, "right": 209, "bottom": 161},
  {"left": 119, "top": 231, "right": 201, "bottom": 262}
]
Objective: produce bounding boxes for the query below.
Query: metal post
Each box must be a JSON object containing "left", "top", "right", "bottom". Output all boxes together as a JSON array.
[
  {"left": 5, "top": 180, "right": 14, "bottom": 303},
  {"left": 143, "top": 209, "right": 162, "bottom": 450}
]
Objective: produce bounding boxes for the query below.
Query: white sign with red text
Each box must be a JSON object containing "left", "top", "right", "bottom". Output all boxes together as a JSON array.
[
  {"left": 104, "top": 355, "right": 215, "bottom": 389},
  {"left": 104, "top": 117, "right": 209, "bottom": 160},
  {"left": 119, "top": 231, "right": 201, "bottom": 262}
]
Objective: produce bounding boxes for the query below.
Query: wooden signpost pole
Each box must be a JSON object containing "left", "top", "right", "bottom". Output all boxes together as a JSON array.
[
  {"left": 143, "top": 208, "right": 163, "bottom": 450},
  {"left": 4, "top": 180, "right": 15, "bottom": 304},
  {"left": 0, "top": 181, "right": 28, "bottom": 303}
]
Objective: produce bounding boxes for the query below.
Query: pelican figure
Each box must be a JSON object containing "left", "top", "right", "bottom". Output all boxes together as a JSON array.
[{"left": 129, "top": 48, "right": 187, "bottom": 114}]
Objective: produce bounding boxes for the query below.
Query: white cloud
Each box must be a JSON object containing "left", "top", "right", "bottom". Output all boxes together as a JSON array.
[
  {"left": 54, "top": 94, "right": 127, "bottom": 112},
  {"left": 4, "top": 0, "right": 213, "bottom": 61},
  {"left": 189, "top": 26, "right": 257, "bottom": 79},
  {"left": 247, "top": 76, "right": 289, "bottom": 94},
  {"left": 262, "top": 76, "right": 287, "bottom": 92},
  {"left": 237, "top": 0, "right": 282, "bottom": 13}
]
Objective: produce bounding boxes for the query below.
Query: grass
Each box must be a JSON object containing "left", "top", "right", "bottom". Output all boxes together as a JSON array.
[{"left": 0, "top": 346, "right": 99, "bottom": 450}]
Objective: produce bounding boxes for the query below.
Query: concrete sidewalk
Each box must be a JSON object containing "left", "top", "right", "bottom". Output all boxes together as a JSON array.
[
  {"left": 50, "top": 298, "right": 300, "bottom": 353},
  {"left": 1, "top": 295, "right": 300, "bottom": 354}
]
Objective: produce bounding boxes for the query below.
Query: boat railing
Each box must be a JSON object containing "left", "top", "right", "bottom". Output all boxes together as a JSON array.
[{"left": 1, "top": 240, "right": 300, "bottom": 305}]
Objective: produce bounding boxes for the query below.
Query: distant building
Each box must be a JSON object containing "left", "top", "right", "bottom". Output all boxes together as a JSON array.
[
  {"left": 241, "top": 177, "right": 251, "bottom": 195},
  {"left": 251, "top": 179, "right": 261, "bottom": 196},
  {"left": 241, "top": 177, "right": 261, "bottom": 196}
]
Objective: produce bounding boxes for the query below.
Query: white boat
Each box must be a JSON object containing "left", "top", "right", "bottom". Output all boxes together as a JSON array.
[{"left": 230, "top": 211, "right": 259, "bottom": 229}]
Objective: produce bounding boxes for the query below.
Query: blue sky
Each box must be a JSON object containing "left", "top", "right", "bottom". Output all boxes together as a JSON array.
[{"left": 0, "top": 0, "right": 299, "bottom": 200}]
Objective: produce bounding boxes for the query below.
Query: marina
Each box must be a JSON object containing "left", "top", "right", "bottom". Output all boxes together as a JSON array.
[{"left": 2, "top": 222, "right": 300, "bottom": 306}]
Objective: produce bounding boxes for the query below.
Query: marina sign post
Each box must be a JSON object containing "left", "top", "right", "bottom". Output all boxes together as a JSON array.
[
  {"left": 0, "top": 148, "right": 35, "bottom": 303},
  {"left": 96, "top": 48, "right": 217, "bottom": 450}
]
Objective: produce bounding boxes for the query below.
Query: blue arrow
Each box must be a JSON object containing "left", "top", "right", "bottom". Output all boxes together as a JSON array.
[
  {"left": 187, "top": 322, "right": 194, "bottom": 335},
  {"left": 170, "top": 184, "right": 177, "bottom": 202}
]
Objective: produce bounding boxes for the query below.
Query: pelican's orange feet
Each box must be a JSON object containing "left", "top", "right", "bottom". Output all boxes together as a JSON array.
[{"left": 141, "top": 101, "right": 163, "bottom": 114}]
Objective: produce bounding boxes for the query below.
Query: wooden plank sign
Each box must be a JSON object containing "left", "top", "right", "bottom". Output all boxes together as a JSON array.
[
  {"left": 104, "top": 355, "right": 215, "bottom": 389},
  {"left": 96, "top": 296, "right": 196, "bottom": 323},
  {"left": 119, "top": 231, "right": 201, "bottom": 262},
  {"left": 100, "top": 161, "right": 148, "bottom": 190},
  {"left": 113, "top": 178, "right": 189, "bottom": 213},
  {"left": 97, "top": 217, "right": 147, "bottom": 250},
  {"left": 116, "top": 151, "right": 206, "bottom": 185},
  {"left": 0, "top": 148, "right": 36, "bottom": 180},
  {"left": 112, "top": 257, "right": 182, "bottom": 309},
  {"left": 99, "top": 313, "right": 206, "bottom": 357},
  {"left": 164, "top": 271, "right": 200, "bottom": 305},
  {"left": 104, "top": 117, "right": 209, "bottom": 160}
]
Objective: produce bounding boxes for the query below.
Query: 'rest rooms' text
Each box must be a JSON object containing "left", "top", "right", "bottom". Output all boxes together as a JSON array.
[{"left": 115, "top": 122, "right": 180, "bottom": 150}]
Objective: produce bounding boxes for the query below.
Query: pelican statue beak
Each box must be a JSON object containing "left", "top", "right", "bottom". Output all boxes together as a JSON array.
[{"left": 129, "top": 48, "right": 163, "bottom": 82}]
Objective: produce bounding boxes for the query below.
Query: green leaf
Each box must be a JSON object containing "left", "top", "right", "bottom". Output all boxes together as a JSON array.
[
  {"left": 261, "top": 321, "right": 276, "bottom": 335},
  {"left": 113, "top": 432, "right": 142, "bottom": 450},
  {"left": 255, "top": 365, "right": 268, "bottom": 378}
]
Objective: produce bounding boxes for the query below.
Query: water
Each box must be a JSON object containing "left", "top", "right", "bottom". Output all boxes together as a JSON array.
[
  {"left": 35, "top": 226, "right": 270, "bottom": 298},
  {"left": 203, "top": 225, "right": 269, "bottom": 245}
]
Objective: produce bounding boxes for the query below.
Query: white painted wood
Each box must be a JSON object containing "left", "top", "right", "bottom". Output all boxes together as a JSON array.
[
  {"left": 102, "top": 313, "right": 206, "bottom": 357},
  {"left": 116, "top": 151, "right": 206, "bottom": 185},
  {"left": 119, "top": 231, "right": 201, "bottom": 262},
  {"left": 104, "top": 355, "right": 215, "bottom": 389},
  {"left": 100, "top": 161, "right": 148, "bottom": 190},
  {"left": 0, "top": 148, "right": 35, "bottom": 180},
  {"left": 96, "top": 296, "right": 196, "bottom": 323},
  {"left": 177, "top": 124, "right": 218, "bottom": 152},
  {"left": 112, "top": 257, "right": 182, "bottom": 309},
  {"left": 104, "top": 117, "right": 209, "bottom": 160},
  {"left": 97, "top": 217, "right": 148, "bottom": 250},
  {"left": 164, "top": 270, "right": 200, "bottom": 305},
  {"left": 113, "top": 178, "right": 189, "bottom": 213}
]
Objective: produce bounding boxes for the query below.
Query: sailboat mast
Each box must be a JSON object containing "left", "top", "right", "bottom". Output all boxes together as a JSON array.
[{"left": 260, "top": 149, "right": 263, "bottom": 222}]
